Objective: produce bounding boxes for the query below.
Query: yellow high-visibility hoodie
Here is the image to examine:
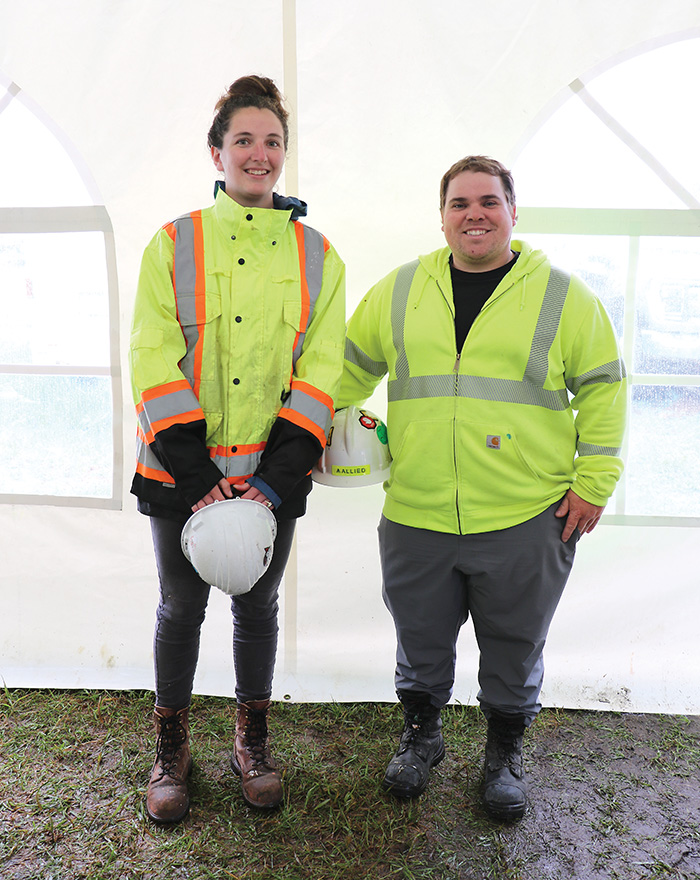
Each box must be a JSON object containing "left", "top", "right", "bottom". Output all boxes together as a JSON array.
[
  {"left": 129, "top": 189, "right": 345, "bottom": 518},
  {"left": 338, "top": 240, "right": 627, "bottom": 534}
]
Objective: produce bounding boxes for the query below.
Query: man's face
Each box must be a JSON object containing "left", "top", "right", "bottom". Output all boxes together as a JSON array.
[{"left": 441, "top": 171, "right": 517, "bottom": 272}]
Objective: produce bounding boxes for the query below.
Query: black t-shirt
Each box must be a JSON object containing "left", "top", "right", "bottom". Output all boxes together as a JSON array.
[{"left": 450, "top": 253, "right": 519, "bottom": 352}]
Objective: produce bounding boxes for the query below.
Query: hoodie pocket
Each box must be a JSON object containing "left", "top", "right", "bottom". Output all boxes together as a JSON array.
[{"left": 386, "top": 419, "right": 456, "bottom": 512}]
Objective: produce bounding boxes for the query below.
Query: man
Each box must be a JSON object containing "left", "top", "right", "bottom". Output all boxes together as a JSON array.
[{"left": 337, "top": 156, "right": 626, "bottom": 820}]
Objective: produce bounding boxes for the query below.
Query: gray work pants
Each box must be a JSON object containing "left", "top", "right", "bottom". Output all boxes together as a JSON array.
[{"left": 378, "top": 501, "right": 578, "bottom": 722}]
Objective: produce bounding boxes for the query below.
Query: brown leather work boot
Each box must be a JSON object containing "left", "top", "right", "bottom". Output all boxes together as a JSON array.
[
  {"left": 230, "top": 700, "right": 283, "bottom": 809},
  {"left": 146, "top": 706, "right": 192, "bottom": 824}
]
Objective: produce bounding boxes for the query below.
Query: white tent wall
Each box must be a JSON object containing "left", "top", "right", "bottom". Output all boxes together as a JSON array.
[{"left": 0, "top": 0, "right": 698, "bottom": 713}]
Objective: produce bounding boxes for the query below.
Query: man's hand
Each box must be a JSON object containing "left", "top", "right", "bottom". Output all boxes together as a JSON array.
[
  {"left": 191, "top": 477, "right": 234, "bottom": 512},
  {"left": 555, "top": 489, "right": 605, "bottom": 542}
]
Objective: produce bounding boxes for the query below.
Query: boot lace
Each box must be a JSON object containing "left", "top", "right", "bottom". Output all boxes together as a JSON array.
[
  {"left": 242, "top": 707, "right": 273, "bottom": 770},
  {"left": 398, "top": 705, "right": 438, "bottom": 757},
  {"left": 486, "top": 731, "right": 523, "bottom": 776},
  {"left": 155, "top": 714, "right": 187, "bottom": 777}
]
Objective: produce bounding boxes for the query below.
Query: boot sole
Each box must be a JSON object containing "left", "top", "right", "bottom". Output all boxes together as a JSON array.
[
  {"left": 483, "top": 800, "right": 526, "bottom": 821},
  {"left": 146, "top": 802, "right": 190, "bottom": 825},
  {"left": 382, "top": 743, "right": 446, "bottom": 798}
]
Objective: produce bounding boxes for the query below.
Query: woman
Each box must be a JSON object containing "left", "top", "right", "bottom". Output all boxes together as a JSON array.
[{"left": 129, "top": 75, "right": 345, "bottom": 823}]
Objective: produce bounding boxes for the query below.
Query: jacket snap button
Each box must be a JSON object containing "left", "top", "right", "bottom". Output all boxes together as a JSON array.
[
  {"left": 272, "top": 241, "right": 277, "bottom": 246},
  {"left": 235, "top": 315, "right": 242, "bottom": 323},
  {"left": 246, "top": 213, "right": 253, "bottom": 221},
  {"left": 230, "top": 234, "right": 236, "bottom": 240},
  {"left": 231, "top": 446, "right": 237, "bottom": 453},
  {"left": 238, "top": 258, "right": 245, "bottom": 265},
  {"left": 233, "top": 378, "right": 240, "bottom": 385}
]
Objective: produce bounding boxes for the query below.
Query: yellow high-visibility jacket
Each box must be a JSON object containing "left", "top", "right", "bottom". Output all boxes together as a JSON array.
[
  {"left": 338, "top": 240, "right": 627, "bottom": 534},
  {"left": 129, "top": 188, "right": 345, "bottom": 518}
]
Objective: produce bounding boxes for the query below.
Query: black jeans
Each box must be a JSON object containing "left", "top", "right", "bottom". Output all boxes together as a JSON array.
[{"left": 149, "top": 514, "right": 296, "bottom": 708}]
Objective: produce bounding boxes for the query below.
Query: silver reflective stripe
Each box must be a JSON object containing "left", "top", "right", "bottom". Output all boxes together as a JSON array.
[
  {"left": 212, "top": 450, "right": 263, "bottom": 477},
  {"left": 141, "top": 386, "right": 201, "bottom": 426},
  {"left": 577, "top": 441, "right": 622, "bottom": 457},
  {"left": 387, "top": 262, "right": 577, "bottom": 411},
  {"left": 344, "top": 337, "right": 387, "bottom": 377},
  {"left": 136, "top": 434, "right": 173, "bottom": 478},
  {"left": 566, "top": 360, "right": 628, "bottom": 396},
  {"left": 291, "top": 224, "right": 327, "bottom": 367},
  {"left": 173, "top": 214, "right": 200, "bottom": 386},
  {"left": 389, "top": 374, "right": 569, "bottom": 408},
  {"left": 282, "top": 386, "right": 333, "bottom": 434},
  {"left": 523, "top": 267, "right": 570, "bottom": 386},
  {"left": 389, "top": 374, "right": 453, "bottom": 402},
  {"left": 392, "top": 260, "right": 419, "bottom": 381}
]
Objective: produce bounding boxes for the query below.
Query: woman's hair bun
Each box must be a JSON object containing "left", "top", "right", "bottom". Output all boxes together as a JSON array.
[{"left": 208, "top": 74, "right": 289, "bottom": 150}]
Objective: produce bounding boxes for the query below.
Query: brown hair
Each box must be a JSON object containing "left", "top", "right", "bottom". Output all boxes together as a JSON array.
[
  {"left": 207, "top": 75, "right": 289, "bottom": 151},
  {"left": 439, "top": 156, "right": 516, "bottom": 212}
]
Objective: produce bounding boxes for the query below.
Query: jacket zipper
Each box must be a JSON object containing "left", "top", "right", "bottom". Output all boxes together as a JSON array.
[{"left": 453, "top": 351, "right": 462, "bottom": 533}]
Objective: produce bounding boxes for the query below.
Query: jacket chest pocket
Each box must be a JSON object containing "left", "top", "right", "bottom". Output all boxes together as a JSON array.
[{"left": 276, "top": 297, "right": 303, "bottom": 393}]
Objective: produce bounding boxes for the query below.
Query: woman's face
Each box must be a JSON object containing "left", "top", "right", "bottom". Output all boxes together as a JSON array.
[{"left": 211, "top": 106, "right": 286, "bottom": 208}]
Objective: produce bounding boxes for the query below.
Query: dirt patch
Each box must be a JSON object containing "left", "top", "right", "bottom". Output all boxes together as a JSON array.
[{"left": 425, "top": 710, "right": 700, "bottom": 879}]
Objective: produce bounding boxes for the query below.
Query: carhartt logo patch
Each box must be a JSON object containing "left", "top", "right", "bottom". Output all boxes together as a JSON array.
[{"left": 486, "top": 435, "right": 501, "bottom": 449}]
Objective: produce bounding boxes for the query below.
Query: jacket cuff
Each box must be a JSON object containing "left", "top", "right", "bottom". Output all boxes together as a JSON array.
[{"left": 247, "top": 476, "right": 281, "bottom": 509}]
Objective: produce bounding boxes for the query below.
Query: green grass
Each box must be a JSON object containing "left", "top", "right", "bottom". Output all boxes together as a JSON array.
[{"left": 0, "top": 690, "right": 698, "bottom": 879}]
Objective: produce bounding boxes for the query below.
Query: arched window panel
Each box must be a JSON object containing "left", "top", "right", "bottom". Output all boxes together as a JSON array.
[
  {"left": 512, "top": 35, "right": 700, "bottom": 526},
  {"left": 584, "top": 40, "right": 700, "bottom": 206},
  {"left": 0, "top": 84, "right": 94, "bottom": 208},
  {"left": 0, "top": 77, "right": 121, "bottom": 508},
  {"left": 515, "top": 97, "right": 687, "bottom": 210}
]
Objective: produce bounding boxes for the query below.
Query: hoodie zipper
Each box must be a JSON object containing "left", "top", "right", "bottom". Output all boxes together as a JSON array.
[{"left": 453, "top": 351, "right": 462, "bottom": 533}]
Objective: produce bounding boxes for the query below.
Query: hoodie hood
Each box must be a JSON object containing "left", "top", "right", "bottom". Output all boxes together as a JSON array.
[
  {"left": 418, "top": 239, "right": 548, "bottom": 283},
  {"left": 417, "top": 239, "right": 548, "bottom": 311}
]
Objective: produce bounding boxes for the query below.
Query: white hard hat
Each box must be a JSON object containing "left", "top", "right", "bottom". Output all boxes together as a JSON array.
[
  {"left": 312, "top": 406, "right": 391, "bottom": 487},
  {"left": 181, "top": 499, "right": 277, "bottom": 596}
]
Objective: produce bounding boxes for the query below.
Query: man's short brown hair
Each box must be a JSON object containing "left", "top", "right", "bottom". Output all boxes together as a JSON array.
[{"left": 440, "top": 156, "right": 516, "bottom": 212}]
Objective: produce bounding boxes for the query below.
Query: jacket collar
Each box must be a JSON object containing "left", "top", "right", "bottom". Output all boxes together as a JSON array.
[{"left": 213, "top": 180, "right": 308, "bottom": 220}]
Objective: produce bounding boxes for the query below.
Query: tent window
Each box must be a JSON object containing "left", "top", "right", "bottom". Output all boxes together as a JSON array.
[
  {"left": 0, "top": 79, "right": 121, "bottom": 508},
  {"left": 513, "top": 36, "right": 700, "bottom": 526}
]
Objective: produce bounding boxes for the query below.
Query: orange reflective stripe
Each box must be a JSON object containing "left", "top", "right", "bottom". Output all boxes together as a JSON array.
[
  {"left": 135, "top": 460, "right": 175, "bottom": 484},
  {"left": 147, "top": 409, "right": 203, "bottom": 438},
  {"left": 208, "top": 442, "right": 266, "bottom": 458},
  {"left": 135, "top": 428, "right": 176, "bottom": 483},
  {"left": 137, "top": 379, "right": 204, "bottom": 440},
  {"left": 138, "top": 378, "right": 192, "bottom": 405},
  {"left": 290, "top": 379, "right": 334, "bottom": 414},
  {"left": 277, "top": 408, "right": 327, "bottom": 445}
]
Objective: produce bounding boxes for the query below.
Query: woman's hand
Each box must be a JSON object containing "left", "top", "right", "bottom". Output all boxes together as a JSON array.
[
  {"left": 191, "top": 477, "right": 234, "bottom": 512},
  {"left": 233, "top": 481, "right": 275, "bottom": 511}
]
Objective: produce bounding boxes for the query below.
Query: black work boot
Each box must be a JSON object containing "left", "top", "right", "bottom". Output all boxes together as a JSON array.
[
  {"left": 482, "top": 711, "right": 528, "bottom": 820},
  {"left": 382, "top": 692, "right": 445, "bottom": 798}
]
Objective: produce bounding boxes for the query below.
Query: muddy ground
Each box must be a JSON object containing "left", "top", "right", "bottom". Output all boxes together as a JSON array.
[{"left": 426, "top": 710, "right": 700, "bottom": 879}]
